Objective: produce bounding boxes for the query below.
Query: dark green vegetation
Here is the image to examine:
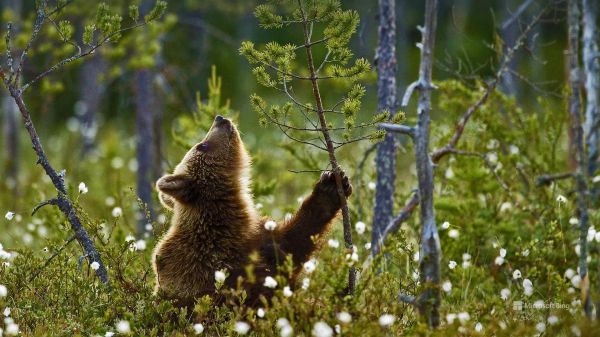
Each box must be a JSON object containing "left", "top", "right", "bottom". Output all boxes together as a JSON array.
[{"left": 1, "top": 0, "right": 599, "bottom": 336}]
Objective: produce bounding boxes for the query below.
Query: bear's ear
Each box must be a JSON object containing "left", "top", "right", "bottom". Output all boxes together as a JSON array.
[{"left": 156, "top": 174, "right": 197, "bottom": 204}]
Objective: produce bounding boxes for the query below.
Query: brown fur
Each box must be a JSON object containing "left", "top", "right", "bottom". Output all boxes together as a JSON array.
[{"left": 152, "top": 116, "right": 351, "bottom": 306}]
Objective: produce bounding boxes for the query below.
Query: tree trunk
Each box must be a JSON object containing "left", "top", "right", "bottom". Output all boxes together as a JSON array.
[
  {"left": 78, "top": 53, "right": 106, "bottom": 156},
  {"left": 582, "top": 0, "right": 599, "bottom": 203},
  {"left": 415, "top": 0, "right": 440, "bottom": 327},
  {"left": 567, "top": 0, "right": 593, "bottom": 318},
  {"left": 134, "top": 69, "right": 157, "bottom": 234},
  {"left": 372, "top": 0, "right": 398, "bottom": 255}
]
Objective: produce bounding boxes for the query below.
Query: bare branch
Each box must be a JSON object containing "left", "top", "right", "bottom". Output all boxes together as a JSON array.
[
  {"left": 535, "top": 172, "right": 574, "bottom": 186},
  {"left": 32, "top": 198, "right": 59, "bottom": 215},
  {"left": 401, "top": 80, "right": 420, "bottom": 107},
  {"left": 500, "top": 0, "right": 537, "bottom": 30},
  {"left": 379, "top": 123, "right": 415, "bottom": 138}
]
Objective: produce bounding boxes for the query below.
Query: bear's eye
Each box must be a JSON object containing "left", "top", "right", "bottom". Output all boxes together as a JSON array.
[{"left": 197, "top": 143, "right": 209, "bottom": 152}]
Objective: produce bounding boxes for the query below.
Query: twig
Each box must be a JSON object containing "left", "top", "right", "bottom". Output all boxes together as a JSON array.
[
  {"left": 379, "top": 123, "right": 415, "bottom": 138},
  {"left": 535, "top": 172, "right": 574, "bottom": 186},
  {"left": 28, "top": 234, "right": 76, "bottom": 283},
  {"left": 32, "top": 198, "right": 59, "bottom": 215},
  {"left": 501, "top": 0, "right": 537, "bottom": 30}
]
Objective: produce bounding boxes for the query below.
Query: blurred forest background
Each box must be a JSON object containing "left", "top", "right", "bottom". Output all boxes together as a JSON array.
[{"left": 1, "top": 0, "right": 599, "bottom": 336}]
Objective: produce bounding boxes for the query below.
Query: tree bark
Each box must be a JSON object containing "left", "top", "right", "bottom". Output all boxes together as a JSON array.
[
  {"left": 414, "top": 0, "right": 441, "bottom": 327},
  {"left": 134, "top": 69, "right": 157, "bottom": 234},
  {"left": 582, "top": 0, "right": 599, "bottom": 202},
  {"left": 372, "top": 0, "right": 398, "bottom": 255},
  {"left": 567, "top": 0, "right": 593, "bottom": 318},
  {"left": 78, "top": 53, "right": 106, "bottom": 156}
]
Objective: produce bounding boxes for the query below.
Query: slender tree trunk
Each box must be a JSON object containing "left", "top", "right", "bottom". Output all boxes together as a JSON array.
[
  {"left": 567, "top": 0, "right": 593, "bottom": 318},
  {"left": 372, "top": 0, "right": 397, "bottom": 255},
  {"left": 134, "top": 69, "right": 157, "bottom": 234},
  {"left": 415, "top": 0, "right": 440, "bottom": 327},
  {"left": 78, "top": 53, "right": 106, "bottom": 156},
  {"left": 2, "top": 0, "right": 22, "bottom": 194},
  {"left": 582, "top": 0, "right": 599, "bottom": 203}
]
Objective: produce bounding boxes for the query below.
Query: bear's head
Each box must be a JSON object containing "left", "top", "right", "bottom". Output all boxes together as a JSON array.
[{"left": 156, "top": 115, "right": 251, "bottom": 205}]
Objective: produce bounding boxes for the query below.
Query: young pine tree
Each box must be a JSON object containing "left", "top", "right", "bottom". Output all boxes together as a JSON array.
[{"left": 240, "top": 0, "right": 402, "bottom": 293}]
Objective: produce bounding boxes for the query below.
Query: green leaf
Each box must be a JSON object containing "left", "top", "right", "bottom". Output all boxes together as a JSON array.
[{"left": 145, "top": 1, "right": 167, "bottom": 22}]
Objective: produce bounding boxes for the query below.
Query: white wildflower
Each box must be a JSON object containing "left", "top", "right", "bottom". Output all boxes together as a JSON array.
[
  {"left": 509, "top": 145, "right": 520, "bottom": 155},
  {"left": 256, "top": 203, "right": 263, "bottom": 210},
  {"left": 445, "top": 167, "right": 455, "bottom": 179},
  {"left": 571, "top": 274, "right": 582, "bottom": 288},
  {"left": 523, "top": 278, "right": 533, "bottom": 289},
  {"left": 486, "top": 152, "right": 498, "bottom": 164},
  {"left": 193, "top": 323, "right": 204, "bottom": 334},
  {"left": 257, "top": 308, "right": 265, "bottom": 318},
  {"left": 446, "top": 313, "right": 457, "bottom": 324},
  {"left": 475, "top": 322, "right": 483, "bottom": 332},
  {"left": 111, "top": 207, "right": 123, "bottom": 218},
  {"left": 264, "top": 220, "right": 277, "bottom": 231},
  {"left": 535, "top": 322, "right": 546, "bottom": 333},
  {"left": 556, "top": 195, "right": 567, "bottom": 203},
  {"left": 457, "top": 312, "right": 470, "bottom": 324},
  {"left": 105, "top": 196, "right": 116, "bottom": 206},
  {"left": 569, "top": 217, "right": 579, "bottom": 225},
  {"left": 90, "top": 261, "right": 100, "bottom": 270},
  {"left": 263, "top": 276, "right": 278, "bottom": 289},
  {"left": 134, "top": 240, "right": 146, "bottom": 251},
  {"left": 354, "top": 221, "right": 366, "bottom": 235},
  {"left": 441, "top": 221, "right": 450, "bottom": 230},
  {"left": 0, "top": 284, "right": 7, "bottom": 297},
  {"left": 280, "top": 325, "right": 293, "bottom": 337},
  {"left": 448, "top": 260, "right": 457, "bottom": 269},
  {"left": 327, "top": 239, "right": 339, "bottom": 248},
  {"left": 500, "top": 202, "right": 512, "bottom": 212},
  {"left": 499, "top": 248, "right": 507, "bottom": 257},
  {"left": 494, "top": 256, "right": 505, "bottom": 266},
  {"left": 4, "top": 307, "right": 10, "bottom": 317},
  {"left": 105, "top": 332, "right": 115, "bottom": 337},
  {"left": 575, "top": 244, "right": 581, "bottom": 256},
  {"left": 413, "top": 251, "right": 420, "bottom": 262},
  {"left": 234, "top": 321, "right": 250, "bottom": 335},
  {"left": 336, "top": 312, "right": 352, "bottom": 324},
  {"left": 5, "top": 212, "right": 14, "bottom": 221},
  {"left": 312, "top": 321, "right": 333, "bottom": 337},
  {"left": 595, "top": 232, "right": 600, "bottom": 243},
  {"left": 78, "top": 182, "right": 88, "bottom": 194},
  {"left": 448, "top": 229, "right": 459, "bottom": 238},
  {"left": 115, "top": 320, "right": 131, "bottom": 334},
  {"left": 283, "top": 286, "right": 293, "bottom": 297},
  {"left": 487, "top": 139, "right": 499, "bottom": 149},
  {"left": 364, "top": 242, "right": 372, "bottom": 250},
  {"left": 302, "top": 277, "right": 310, "bottom": 290},
  {"left": 500, "top": 288, "right": 511, "bottom": 300},
  {"left": 512, "top": 269, "right": 522, "bottom": 279},
  {"left": 524, "top": 287, "right": 534, "bottom": 296},
  {"left": 547, "top": 315, "right": 559, "bottom": 325},
  {"left": 442, "top": 281, "right": 452, "bottom": 293},
  {"left": 565, "top": 268, "right": 576, "bottom": 279},
  {"left": 521, "top": 249, "right": 530, "bottom": 257},
  {"left": 368, "top": 182, "right": 376, "bottom": 190},
  {"left": 571, "top": 326, "right": 582, "bottom": 337},
  {"left": 303, "top": 259, "right": 317, "bottom": 273},
  {"left": 215, "top": 270, "right": 227, "bottom": 284},
  {"left": 5, "top": 323, "right": 18, "bottom": 336},
  {"left": 378, "top": 314, "right": 396, "bottom": 327}
]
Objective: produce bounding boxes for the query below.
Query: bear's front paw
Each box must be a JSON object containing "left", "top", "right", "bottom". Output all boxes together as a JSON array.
[{"left": 317, "top": 170, "right": 352, "bottom": 199}]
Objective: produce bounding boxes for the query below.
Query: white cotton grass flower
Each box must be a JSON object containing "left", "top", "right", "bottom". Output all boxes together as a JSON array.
[
  {"left": 111, "top": 207, "right": 123, "bottom": 218},
  {"left": 448, "top": 260, "right": 457, "bottom": 269},
  {"left": 523, "top": 278, "right": 533, "bottom": 289},
  {"left": 575, "top": 244, "right": 581, "bottom": 256},
  {"left": 90, "top": 261, "right": 100, "bottom": 270},
  {"left": 565, "top": 268, "right": 576, "bottom": 279},
  {"left": 105, "top": 332, "right": 115, "bottom": 337},
  {"left": 115, "top": 320, "right": 131, "bottom": 334},
  {"left": 475, "top": 322, "right": 483, "bottom": 332},
  {"left": 215, "top": 270, "right": 227, "bottom": 284},
  {"left": 446, "top": 313, "right": 457, "bottom": 324},
  {"left": 327, "top": 239, "right": 340, "bottom": 248},
  {"left": 448, "top": 229, "right": 459, "bottom": 238},
  {"left": 500, "top": 288, "right": 511, "bottom": 300},
  {"left": 487, "top": 139, "right": 499, "bottom": 149},
  {"left": 255, "top": 203, "right": 263, "bottom": 210},
  {"left": 234, "top": 321, "right": 251, "bottom": 335},
  {"left": 5, "top": 212, "right": 15, "bottom": 221},
  {"left": 547, "top": 315, "right": 559, "bottom": 325},
  {"left": 302, "top": 277, "right": 310, "bottom": 290},
  {"left": 378, "top": 314, "right": 396, "bottom": 327},
  {"left": 499, "top": 248, "right": 507, "bottom": 257},
  {"left": 280, "top": 324, "right": 293, "bottom": 337},
  {"left": 512, "top": 269, "right": 522, "bottom": 279},
  {"left": 192, "top": 323, "right": 204, "bottom": 334},
  {"left": 256, "top": 308, "right": 265, "bottom": 318},
  {"left": 441, "top": 221, "right": 450, "bottom": 230},
  {"left": 494, "top": 256, "right": 505, "bottom": 265},
  {"left": 336, "top": 312, "right": 352, "bottom": 324},
  {"left": 134, "top": 240, "right": 147, "bottom": 251},
  {"left": 457, "top": 312, "right": 470, "bottom": 324},
  {"left": 4, "top": 307, "right": 11, "bottom": 317},
  {"left": 283, "top": 286, "right": 293, "bottom": 297},
  {"left": 569, "top": 217, "right": 579, "bottom": 225},
  {"left": 486, "top": 152, "right": 498, "bottom": 164},
  {"left": 78, "top": 182, "right": 88, "bottom": 194},
  {"left": 571, "top": 274, "right": 582, "bottom": 288},
  {"left": 312, "top": 321, "right": 333, "bottom": 337},
  {"left": 521, "top": 249, "right": 530, "bottom": 257},
  {"left": 276, "top": 318, "right": 290, "bottom": 329},
  {"left": 0, "top": 284, "right": 7, "bottom": 297},
  {"left": 442, "top": 280, "right": 452, "bottom": 293},
  {"left": 5, "top": 322, "right": 18, "bottom": 336},
  {"left": 445, "top": 167, "right": 455, "bottom": 179},
  {"left": 536, "top": 322, "right": 546, "bottom": 333},
  {"left": 509, "top": 144, "right": 520, "bottom": 155},
  {"left": 364, "top": 242, "right": 372, "bottom": 250},
  {"left": 303, "top": 259, "right": 317, "bottom": 273},
  {"left": 263, "top": 276, "right": 278, "bottom": 289},
  {"left": 264, "top": 220, "right": 277, "bottom": 231},
  {"left": 368, "top": 182, "right": 376, "bottom": 190},
  {"left": 556, "top": 195, "right": 567, "bottom": 203},
  {"left": 354, "top": 221, "right": 366, "bottom": 235},
  {"left": 500, "top": 202, "right": 512, "bottom": 212}
]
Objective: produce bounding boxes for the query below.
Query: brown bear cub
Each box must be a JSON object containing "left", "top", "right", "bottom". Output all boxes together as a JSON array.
[{"left": 152, "top": 115, "right": 351, "bottom": 306}]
